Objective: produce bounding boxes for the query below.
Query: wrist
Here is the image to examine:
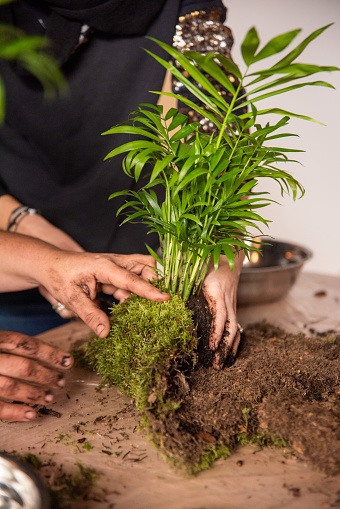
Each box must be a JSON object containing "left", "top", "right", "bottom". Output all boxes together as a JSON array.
[
  {"left": 0, "top": 195, "right": 22, "bottom": 230},
  {"left": 7, "top": 206, "right": 41, "bottom": 232}
]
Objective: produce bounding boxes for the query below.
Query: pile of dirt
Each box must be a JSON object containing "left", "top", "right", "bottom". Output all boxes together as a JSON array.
[{"left": 146, "top": 297, "right": 340, "bottom": 475}]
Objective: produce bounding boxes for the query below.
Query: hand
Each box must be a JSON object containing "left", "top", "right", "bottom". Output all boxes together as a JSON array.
[
  {"left": 0, "top": 330, "right": 73, "bottom": 422},
  {"left": 203, "top": 251, "right": 245, "bottom": 370},
  {"left": 37, "top": 251, "right": 169, "bottom": 337},
  {"left": 14, "top": 208, "right": 85, "bottom": 316}
]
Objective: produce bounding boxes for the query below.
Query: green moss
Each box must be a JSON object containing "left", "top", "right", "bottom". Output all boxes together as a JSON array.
[
  {"left": 69, "top": 345, "right": 93, "bottom": 370},
  {"left": 320, "top": 335, "right": 339, "bottom": 344},
  {"left": 49, "top": 461, "right": 98, "bottom": 509},
  {"left": 86, "top": 293, "right": 197, "bottom": 411},
  {"left": 237, "top": 431, "right": 287, "bottom": 449},
  {"left": 192, "top": 445, "right": 231, "bottom": 474},
  {"left": 10, "top": 452, "right": 43, "bottom": 471},
  {"left": 81, "top": 442, "right": 93, "bottom": 452}
]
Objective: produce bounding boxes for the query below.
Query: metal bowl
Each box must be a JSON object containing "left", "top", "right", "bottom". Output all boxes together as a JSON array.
[
  {"left": 237, "top": 237, "right": 313, "bottom": 306},
  {"left": 0, "top": 453, "right": 49, "bottom": 509}
]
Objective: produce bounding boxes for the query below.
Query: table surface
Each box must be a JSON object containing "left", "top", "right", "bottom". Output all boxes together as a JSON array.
[{"left": 1, "top": 272, "right": 339, "bottom": 509}]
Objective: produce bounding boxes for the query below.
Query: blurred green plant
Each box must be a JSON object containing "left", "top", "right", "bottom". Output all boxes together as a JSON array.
[
  {"left": 104, "top": 25, "right": 338, "bottom": 301},
  {"left": 0, "top": 0, "right": 65, "bottom": 122}
]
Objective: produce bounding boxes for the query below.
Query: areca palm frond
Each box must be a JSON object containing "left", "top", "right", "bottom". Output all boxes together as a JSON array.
[{"left": 104, "top": 26, "right": 338, "bottom": 300}]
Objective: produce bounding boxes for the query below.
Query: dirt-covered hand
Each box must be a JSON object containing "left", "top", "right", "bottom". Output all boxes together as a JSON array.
[
  {"left": 14, "top": 212, "right": 86, "bottom": 317},
  {"left": 0, "top": 233, "right": 170, "bottom": 337},
  {"left": 0, "top": 330, "right": 73, "bottom": 422},
  {"left": 37, "top": 251, "right": 170, "bottom": 338},
  {"left": 203, "top": 252, "right": 245, "bottom": 370}
]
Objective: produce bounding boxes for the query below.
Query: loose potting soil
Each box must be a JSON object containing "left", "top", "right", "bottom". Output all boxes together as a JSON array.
[{"left": 146, "top": 294, "right": 340, "bottom": 475}]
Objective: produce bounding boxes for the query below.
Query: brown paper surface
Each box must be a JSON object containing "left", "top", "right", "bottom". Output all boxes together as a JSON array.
[{"left": 1, "top": 272, "right": 339, "bottom": 508}]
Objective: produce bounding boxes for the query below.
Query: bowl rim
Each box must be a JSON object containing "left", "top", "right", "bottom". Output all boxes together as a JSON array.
[{"left": 241, "top": 237, "right": 313, "bottom": 274}]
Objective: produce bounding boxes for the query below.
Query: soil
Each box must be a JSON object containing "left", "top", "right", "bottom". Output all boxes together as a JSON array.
[{"left": 146, "top": 293, "right": 340, "bottom": 475}]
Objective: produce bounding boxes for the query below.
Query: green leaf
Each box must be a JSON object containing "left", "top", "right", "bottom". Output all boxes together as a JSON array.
[
  {"left": 213, "top": 245, "right": 222, "bottom": 271},
  {"left": 104, "top": 140, "right": 164, "bottom": 160},
  {"left": 213, "top": 53, "right": 242, "bottom": 80},
  {"left": 109, "top": 190, "right": 132, "bottom": 200},
  {"left": 240, "top": 107, "right": 325, "bottom": 125},
  {"left": 170, "top": 123, "right": 200, "bottom": 142},
  {"left": 0, "top": 35, "right": 47, "bottom": 58},
  {"left": 253, "top": 29, "right": 301, "bottom": 62},
  {"left": 144, "top": 48, "right": 222, "bottom": 115},
  {"left": 173, "top": 168, "right": 208, "bottom": 197},
  {"left": 249, "top": 63, "right": 339, "bottom": 80},
  {"left": 151, "top": 91, "right": 224, "bottom": 133},
  {"left": 102, "top": 125, "right": 161, "bottom": 142},
  {"left": 181, "top": 213, "right": 203, "bottom": 226},
  {"left": 272, "top": 24, "right": 334, "bottom": 69},
  {"left": 164, "top": 107, "right": 179, "bottom": 121},
  {"left": 145, "top": 244, "right": 164, "bottom": 267},
  {"left": 150, "top": 154, "right": 174, "bottom": 183},
  {"left": 185, "top": 50, "right": 236, "bottom": 95},
  {"left": 238, "top": 81, "right": 334, "bottom": 111},
  {"left": 0, "top": 75, "right": 5, "bottom": 124},
  {"left": 147, "top": 38, "right": 229, "bottom": 108},
  {"left": 119, "top": 210, "right": 147, "bottom": 225},
  {"left": 241, "top": 27, "right": 260, "bottom": 66},
  {"left": 168, "top": 113, "right": 188, "bottom": 131},
  {"left": 222, "top": 245, "right": 235, "bottom": 270}
]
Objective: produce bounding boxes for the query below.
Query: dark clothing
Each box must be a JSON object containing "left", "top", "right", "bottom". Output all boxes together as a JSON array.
[
  {"left": 0, "top": 0, "right": 182, "bottom": 254},
  {"left": 0, "top": 0, "right": 226, "bottom": 334}
]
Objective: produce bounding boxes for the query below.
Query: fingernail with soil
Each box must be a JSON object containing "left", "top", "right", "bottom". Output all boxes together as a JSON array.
[
  {"left": 25, "top": 411, "right": 36, "bottom": 420},
  {"left": 61, "top": 355, "right": 72, "bottom": 368},
  {"left": 57, "top": 374, "right": 65, "bottom": 387}
]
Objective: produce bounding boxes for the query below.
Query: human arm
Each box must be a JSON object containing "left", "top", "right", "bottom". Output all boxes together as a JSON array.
[
  {"left": 0, "top": 330, "right": 73, "bottom": 422},
  {"left": 0, "top": 194, "right": 83, "bottom": 251},
  {"left": 203, "top": 251, "right": 245, "bottom": 370},
  {"left": 0, "top": 232, "right": 169, "bottom": 337}
]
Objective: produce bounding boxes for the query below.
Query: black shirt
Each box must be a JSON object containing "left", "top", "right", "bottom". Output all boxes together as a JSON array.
[{"left": 0, "top": 0, "right": 224, "bottom": 254}]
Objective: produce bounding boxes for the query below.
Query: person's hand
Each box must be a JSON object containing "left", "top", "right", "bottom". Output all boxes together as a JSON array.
[
  {"left": 0, "top": 330, "right": 73, "bottom": 422},
  {"left": 14, "top": 210, "right": 85, "bottom": 317},
  {"left": 37, "top": 251, "right": 170, "bottom": 337},
  {"left": 203, "top": 251, "right": 245, "bottom": 370}
]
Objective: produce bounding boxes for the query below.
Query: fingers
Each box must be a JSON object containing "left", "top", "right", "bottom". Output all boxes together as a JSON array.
[
  {"left": 111, "top": 288, "right": 132, "bottom": 302},
  {"left": 0, "top": 375, "right": 54, "bottom": 405},
  {"left": 39, "top": 286, "right": 77, "bottom": 319},
  {"left": 95, "top": 259, "right": 168, "bottom": 303},
  {"left": 0, "top": 353, "right": 66, "bottom": 388},
  {"left": 0, "top": 331, "right": 74, "bottom": 422},
  {"left": 204, "top": 293, "right": 227, "bottom": 352},
  {"left": 106, "top": 254, "right": 159, "bottom": 283},
  {"left": 212, "top": 330, "right": 241, "bottom": 370},
  {"left": 0, "top": 330, "right": 73, "bottom": 369},
  {"left": 64, "top": 293, "right": 111, "bottom": 338},
  {"left": 0, "top": 401, "right": 36, "bottom": 422},
  {"left": 211, "top": 311, "right": 240, "bottom": 370}
]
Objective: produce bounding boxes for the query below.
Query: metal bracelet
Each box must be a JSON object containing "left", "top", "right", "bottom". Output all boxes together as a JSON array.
[{"left": 7, "top": 206, "right": 40, "bottom": 232}]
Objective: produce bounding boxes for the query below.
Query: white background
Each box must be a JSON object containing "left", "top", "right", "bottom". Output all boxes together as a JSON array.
[{"left": 223, "top": 0, "right": 340, "bottom": 276}]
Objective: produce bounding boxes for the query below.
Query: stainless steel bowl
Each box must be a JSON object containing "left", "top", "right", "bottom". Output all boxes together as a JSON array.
[
  {"left": 237, "top": 237, "right": 313, "bottom": 306},
  {"left": 0, "top": 453, "right": 49, "bottom": 509}
]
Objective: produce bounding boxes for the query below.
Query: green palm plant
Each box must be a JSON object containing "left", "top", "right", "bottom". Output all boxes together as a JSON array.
[
  {"left": 103, "top": 25, "right": 338, "bottom": 301},
  {"left": 0, "top": 0, "right": 65, "bottom": 123}
]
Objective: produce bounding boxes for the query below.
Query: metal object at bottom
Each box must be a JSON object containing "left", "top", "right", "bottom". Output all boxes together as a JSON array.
[
  {"left": 237, "top": 237, "right": 313, "bottom": 306},
  {"left": 0, "top": 453, "right": 49, "bottom": 509}
]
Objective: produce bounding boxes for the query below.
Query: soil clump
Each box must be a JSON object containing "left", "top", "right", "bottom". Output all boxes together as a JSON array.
[{"left": 147, "top": 295, "right": 340, "bottom": 475}]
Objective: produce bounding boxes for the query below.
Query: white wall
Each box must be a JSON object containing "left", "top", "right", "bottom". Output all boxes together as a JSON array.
[{"left": 223, "top": 0, "right": 340, "bottom": 276}]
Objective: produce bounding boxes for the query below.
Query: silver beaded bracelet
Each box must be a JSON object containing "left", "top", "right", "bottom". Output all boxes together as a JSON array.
[{"left": 7, "top": 206, "right": 40, "bottom": 232}]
